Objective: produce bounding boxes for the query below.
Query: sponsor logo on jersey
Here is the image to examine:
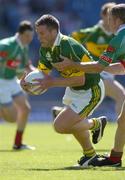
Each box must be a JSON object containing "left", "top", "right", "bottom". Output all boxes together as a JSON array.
[
  {"left": 100, "top": 55, "right": 112, "bottom": 63},
  {"left": 106, "top": 46, "right": 115, "bottom": 52},
  {"left": 6, "top": 59, "right": 21, "bottom": 69},
  {"left": 97, "top": 36, "right": 106, "bottom": 44}
]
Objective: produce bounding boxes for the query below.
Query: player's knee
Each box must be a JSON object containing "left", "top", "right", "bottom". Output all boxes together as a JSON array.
[
  {"left": 3, "top": 116, "right": 15, "bottom": 123},
  {"left": 53, "top": 121, "right": 69, "bottom": 134},
  {"left": 53, "top": 123, "right": 65, "bottom": 133}
]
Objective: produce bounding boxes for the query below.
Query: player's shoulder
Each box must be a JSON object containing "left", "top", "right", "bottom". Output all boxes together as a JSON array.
[
  {"left": 117, "top": 28, "right": 125, "bottom": 40},
  {"left": 71, "top": 25, "right": 99, "bottom": 39},
  {"left": 0, "top": 36, "right": 17, "bottom": 46},
  {"left": 80, "top": 25, "right": 98, "bottom": 33},
  {"left": 62, "top": 34, "right": 81, "bottom": 47},
  {"left": 61, "top": 34, "right": 76, "bottom": 44},
  {"left": 109, "top": 29, "right": 125, "bottom": 48}
]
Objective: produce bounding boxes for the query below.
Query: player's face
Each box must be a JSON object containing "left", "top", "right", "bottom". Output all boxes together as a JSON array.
[
  {"left": 108, "top": 13, "right": 119, "bottom": 34},
  {"left": 21, "top": 30, "right": 34, "bottom": 45},
  {"left": 35, "top": 25, "right": 57, "bottom": 47}
]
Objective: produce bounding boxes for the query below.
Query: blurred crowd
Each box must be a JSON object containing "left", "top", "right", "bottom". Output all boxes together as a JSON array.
[
  {"left": 0, "top": 0, "right": 123, "bottom": 35},
  {"left": 0, "top": 0, "right": 122, "bottom": 63}
]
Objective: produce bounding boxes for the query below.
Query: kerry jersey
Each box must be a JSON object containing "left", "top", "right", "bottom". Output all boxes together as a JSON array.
[
  {"left": 98, "top": 27, "right": 125, "bottom": 68},
  {"left": 71, "top": 22, "right": 114, "bottom": 61},
  {"left": 38, "top": 33, "right": 100, "bottom": 90},
  {"left": 0, "top": 34, "right": 30, "bottom": 79}
]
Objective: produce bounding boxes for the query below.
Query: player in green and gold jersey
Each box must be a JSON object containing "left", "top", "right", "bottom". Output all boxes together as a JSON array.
[
  {"left": 21, "top": 14, "right": 107, "bottom": 167},
  {"left": 0, "top": 20, "right": 35, "bottom": 150}
]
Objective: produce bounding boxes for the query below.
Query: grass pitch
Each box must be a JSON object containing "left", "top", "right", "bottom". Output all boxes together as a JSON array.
[{"left": 0, "top": 122, "right": 125, "bottom": 180}]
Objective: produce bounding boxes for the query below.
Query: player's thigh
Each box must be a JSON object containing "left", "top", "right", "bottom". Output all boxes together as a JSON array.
[
  {"left": 104, "top": 79, "right": 125, "bottom": 100},
  {"left": 53, "top": 106, "right": 82, "bottom": 132}
]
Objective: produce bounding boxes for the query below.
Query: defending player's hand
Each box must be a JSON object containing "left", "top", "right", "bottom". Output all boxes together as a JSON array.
[{"left": 53, "top": 55, "right": 77, "bottom": 71}]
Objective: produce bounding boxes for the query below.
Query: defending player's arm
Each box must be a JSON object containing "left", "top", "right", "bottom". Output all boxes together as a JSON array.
[
  {"left": 105, "top": 63, "right": 125, "bottom": 75},
  {"left": 54, "top": 37, "right": 124, "bottom": 75}
]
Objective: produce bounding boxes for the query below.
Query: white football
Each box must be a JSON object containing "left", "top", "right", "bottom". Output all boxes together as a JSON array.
[{"left": 24, "top": 69, "right": 47, "bottom": 95}]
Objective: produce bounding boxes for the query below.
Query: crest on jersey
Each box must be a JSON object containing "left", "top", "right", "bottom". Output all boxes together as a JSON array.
[
  {"left": 97, "top": 36, "right": 106, "bottom": 44},
  {"left": 46, "top": 52, "right": 53, "bottom": 62}
]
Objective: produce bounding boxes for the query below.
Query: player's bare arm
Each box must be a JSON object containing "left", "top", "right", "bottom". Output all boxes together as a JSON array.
[
  {"left": 54, "top": 57, "right": 105, "bottom": 73},
  {"left": 54, "top": 56, "right": 125, "bottom": 75},
  {"left": 105, "top": 63, "right": 125, "bottom": 75},
  {"left": 32, "top": 75, "right": 85, "bottom": 92}
]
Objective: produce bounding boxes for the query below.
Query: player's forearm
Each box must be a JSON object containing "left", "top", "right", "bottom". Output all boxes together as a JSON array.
[
  {"left": 105, "top": 63, "right": 125, "bottom": 75},
  {"left": 78, "top": 61, "right": 105, "bottom": 73},
  {"left": 52, "top": 76, "right": 85, "bottom": 87}
]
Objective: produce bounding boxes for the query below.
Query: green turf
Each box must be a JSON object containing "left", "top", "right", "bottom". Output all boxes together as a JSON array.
[{"left": 0, "top": 122, "right": 125, "bottom": 180}]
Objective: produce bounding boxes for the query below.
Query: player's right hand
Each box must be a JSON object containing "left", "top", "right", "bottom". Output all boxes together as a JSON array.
[{"left": 20, "top": 72, "right": 34, "bottom": 95}]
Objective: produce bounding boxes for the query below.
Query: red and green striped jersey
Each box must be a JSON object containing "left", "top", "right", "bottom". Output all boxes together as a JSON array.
[
  {"left": 38, "top": 33, "right": 100, "bottom": 90},
  {"left": 0, "top": 34, "right": 30, "bottom": 79}
]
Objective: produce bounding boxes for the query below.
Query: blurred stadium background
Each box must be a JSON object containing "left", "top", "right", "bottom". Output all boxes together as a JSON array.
[{"left": 0, "top": 0, "right": 124, "bottom": 122}]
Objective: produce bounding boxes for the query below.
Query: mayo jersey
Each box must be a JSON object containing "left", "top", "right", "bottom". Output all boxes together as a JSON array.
[
  {"left": 98, "top": 28, "right": 125, "bottom": 67},
  {"left": 0, "top": 34, "right": 30, "bottom": 79},
  {"left": 71, "top": 22, "right": 114, "bottom": 61},
  {"left": 38, "top": 33, "right": 100, "bottom": 90}
]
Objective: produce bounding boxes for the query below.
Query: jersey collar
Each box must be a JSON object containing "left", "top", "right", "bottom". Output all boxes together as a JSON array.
[
  {"left": 116, "top": 24, "right": 125, "bottom": 35},
  {"left": 52, "top": 32, "right": 62, "bottom": 50},
  {"left": 15, "top": 33, "right": 25, "bottom": 49}
]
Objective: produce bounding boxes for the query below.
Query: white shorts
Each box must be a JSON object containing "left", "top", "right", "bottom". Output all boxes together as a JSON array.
[
  {"left": 63, "top": 80, "right": 105, "bottom": 118},
  {"left": 0, "top": 77, "right": 24, "bottom": 106}
]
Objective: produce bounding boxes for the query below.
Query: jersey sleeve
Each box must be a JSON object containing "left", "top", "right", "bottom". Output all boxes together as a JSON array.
[{"left": 98, "top": 37, "right": 118, "bottom": 67}]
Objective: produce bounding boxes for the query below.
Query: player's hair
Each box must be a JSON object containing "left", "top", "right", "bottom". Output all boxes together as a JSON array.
[
  {"left": 109, "top": 4, "right": 125, "bottom": 23},
  {"left": 101, "top": 2, "right": 116, "bottom": 15},
  {"left": 18, "top": 20, "right": 33, "bottom": 34},
  {"left": 35, "top": 14, "right": 60, "bottom": 32}
]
